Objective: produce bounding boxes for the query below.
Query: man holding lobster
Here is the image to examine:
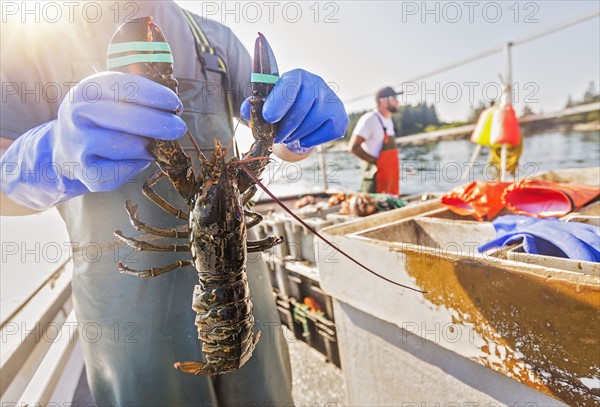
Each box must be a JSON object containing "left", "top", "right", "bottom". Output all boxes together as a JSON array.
[{"left": 1, "top": 1, "right": 348, "bottom": 405}]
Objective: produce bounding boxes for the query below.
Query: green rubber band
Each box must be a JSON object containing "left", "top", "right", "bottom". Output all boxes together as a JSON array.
[
  {"left": 107, "top": 53, "right": 174, "bottom": 69},
  {"left": 251, "top": 73, "right": 279, "bottom": 84},
  {"left": 108, "top": 41, "right": 171, "bottom": 55}
]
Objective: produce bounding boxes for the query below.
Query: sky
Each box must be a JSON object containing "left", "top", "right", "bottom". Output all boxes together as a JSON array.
[{"left": 176, "top": 0, "right": 600, "bottom": 123}]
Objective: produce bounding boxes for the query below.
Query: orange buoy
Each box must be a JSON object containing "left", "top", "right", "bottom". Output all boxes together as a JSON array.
[{"left": 490, "top": 103, "right": 521, "bottom": 146}]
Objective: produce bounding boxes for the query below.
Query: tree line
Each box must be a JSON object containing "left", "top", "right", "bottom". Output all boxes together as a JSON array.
[
  {"left": 343, "top": 102, "right": 441, "bottom": 142},
  {"left": 342, "top": 80, "right": 599, "bottom": 142}
]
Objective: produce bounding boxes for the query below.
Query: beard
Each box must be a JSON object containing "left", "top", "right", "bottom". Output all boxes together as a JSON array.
[{"left": 387, "top": 104, "right": 399, "bottom": 113}]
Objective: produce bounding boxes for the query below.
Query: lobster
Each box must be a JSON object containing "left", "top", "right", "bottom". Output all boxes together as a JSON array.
[
  {"left": 109, "top": 17, "right": 282, "bottom": 376},
  {"left": 109, "top": 16, "right": 424, "bottom": 377}
]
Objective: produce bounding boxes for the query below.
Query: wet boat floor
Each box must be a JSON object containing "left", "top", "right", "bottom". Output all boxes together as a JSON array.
[
  {"left": 72, "top": 327, "right": 347, "bottom": 406},
  {"left": 286, "top": 327, "right": 347, "bottom": 406}
]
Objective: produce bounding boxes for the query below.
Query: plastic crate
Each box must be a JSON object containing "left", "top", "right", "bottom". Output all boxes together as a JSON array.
[
  {"left": 273, "top": 292, "right": 295, "bottom": 332},
  {"left": 275, "top": 215, "right": 333, "bottom": 265},
  {"left": 300, "top": 218, "right": 333, "bottom": 264},
  {"left": 309, "top": 284, "right": 335, "bottom": 321},
  {"left": 263, "top": 257, "right": 278, "bottom": 289},
  {"left": 315, "top": 319, "right": 341, "bottom": 368},
  {"left": 287, "top": 272, "right": 303, "bottom": 300},
  {"left": 283, "top": 221, "right": 303, "bottom": 261},
  {"left": 284, "top": 261, "right": 335, "bottom": 320},
  {"left": 270, "top": 258, "right": 291, "bottom": 296},
  {"left": 326, "top": 213, "right": 356, "bottom": 225},
  {"left": 290, "top": 299, "right": 341, "bottom": 368}
]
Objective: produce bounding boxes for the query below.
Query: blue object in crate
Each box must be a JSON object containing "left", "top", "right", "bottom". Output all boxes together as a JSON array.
[{"left": 478, "top": 215, "right": 600, "bottom": 262}]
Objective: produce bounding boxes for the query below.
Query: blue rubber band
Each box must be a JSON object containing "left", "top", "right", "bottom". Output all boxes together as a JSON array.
[
  {"left": 107, "top": 54, "right": 174, "bottom": 69},
  {"left": 251, "top": 73, "right": 279, "bottom": 84}
]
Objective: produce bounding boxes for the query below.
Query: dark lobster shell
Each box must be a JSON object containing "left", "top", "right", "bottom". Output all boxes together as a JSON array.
[{"left": 108, "top": 16, "right": 179, "bottom": 93}]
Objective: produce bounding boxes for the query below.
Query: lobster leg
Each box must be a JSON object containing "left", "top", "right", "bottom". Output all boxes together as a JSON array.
[
  {"left": 241, "top": 185, "right": 257, "bottom": 205},
  {"left": 247, "top": 236, "right": 284, "bottom": 253},
  {"left": 119, "top": 259, "right": 193, "bottom": 278},
  {"left": 150, "top": 139, "right": 197, "bottom": 201},
  {"left": 124, "top": 200, "right": 190, "bottom": 238},
  {"left": 142, "top": 170, "right": 190, "bottom": 221},
  {"left": 114, "top": 230, "right": 191, "bottom": 252},
  {"left": 244, "top": 209, "right": 263, "bottom": 230}
]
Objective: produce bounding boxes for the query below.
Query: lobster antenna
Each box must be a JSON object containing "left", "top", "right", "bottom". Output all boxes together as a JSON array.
[
  {"left": 224, "top": 119, "right": 243, "bottom": 159},
  {"left": 238, "top": 163, "right": 426, "bottom": 294},
  {"left": 232, "top": 119, "right": 243, "bottom": 159},
  {"left": 188, "top": 132, "right": 203, "bottom": 160}
]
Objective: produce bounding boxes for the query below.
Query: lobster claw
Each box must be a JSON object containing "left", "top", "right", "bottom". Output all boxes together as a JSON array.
[
  {"left": 107, "top": 16, "right": 179, "bottom": 93},
  {"left": 251, "top": 32, "right": 279, "bottom": 101},
  {"left": 237, "top": 33, "right": 280, "bottom": 195}
]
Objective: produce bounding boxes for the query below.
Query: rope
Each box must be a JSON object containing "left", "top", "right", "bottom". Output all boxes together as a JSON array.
[{"left": 343, "top": 10, "right": 600, "bottom": 107}]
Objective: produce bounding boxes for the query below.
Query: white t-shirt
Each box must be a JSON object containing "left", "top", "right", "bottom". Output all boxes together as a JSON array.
[{"left": 352, "top": 111, "right": 395, "bottom": 158}]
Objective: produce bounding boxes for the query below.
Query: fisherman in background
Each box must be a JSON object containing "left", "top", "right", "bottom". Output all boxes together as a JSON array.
[{"left": 348, "top": 86, "right": 401, "bottom": 194}]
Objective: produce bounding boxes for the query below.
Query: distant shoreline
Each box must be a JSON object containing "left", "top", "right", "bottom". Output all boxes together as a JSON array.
[
  {"left": 329, "top": 120, "right": 600, "bottom": 151},
  {"left": 572, "top": 121, "right": 600, "bottom": 131}
]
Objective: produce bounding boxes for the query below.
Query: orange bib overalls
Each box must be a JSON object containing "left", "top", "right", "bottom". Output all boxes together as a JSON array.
[{"left": 360, "top": 115, "right": 400, "bottom": 194}]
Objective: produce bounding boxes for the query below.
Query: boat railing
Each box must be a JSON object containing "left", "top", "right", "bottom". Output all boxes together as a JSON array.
[{"left": 0, "top": 258, "right": 83, "bottom": 405}]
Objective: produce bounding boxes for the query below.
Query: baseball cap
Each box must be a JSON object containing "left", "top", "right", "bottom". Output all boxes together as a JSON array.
[{"left": 376, "top": 86, "right": 403, "bottom": 101}]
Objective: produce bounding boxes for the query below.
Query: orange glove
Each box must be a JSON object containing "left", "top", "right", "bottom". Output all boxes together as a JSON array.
[
  {"left": 441, "top": 181, "right": 512, "bottom": 221},
  {"left": 502, "top": 180, "right": 600, "bottom": 218}
]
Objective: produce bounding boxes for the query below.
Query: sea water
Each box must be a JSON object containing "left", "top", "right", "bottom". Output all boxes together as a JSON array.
[{"left": 264, "top": 130, "right": 600, "bottom": 197}]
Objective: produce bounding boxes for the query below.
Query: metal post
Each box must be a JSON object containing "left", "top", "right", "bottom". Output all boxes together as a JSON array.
[
  {"left": 462, "top": 144, "right": 482, "bottom": 181},
  {"left": 501, "top": 42, "right": 513, "bottom": 182},
  {"left": 500, "top": 144, "right": 507, "bottom": 181},
  {"left": 504, "top": 42, "right": 513, "bottom": 98},
  {"left": 317, "top": 145, "right": 329, "bottom": 192}
]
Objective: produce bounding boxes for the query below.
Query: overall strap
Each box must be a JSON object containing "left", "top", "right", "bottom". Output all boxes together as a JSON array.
[
  {"left": 374, "top": 113, "right": 389, "bottom": 136},
  {"left": 374, "top": 113, "right": 397, "bottom": 151},
  {"left": 180, "top": 8, "right": 228, "bottom": 73},
  {"left": 179, "top": 7, "right": 238, "bottom": 155}
]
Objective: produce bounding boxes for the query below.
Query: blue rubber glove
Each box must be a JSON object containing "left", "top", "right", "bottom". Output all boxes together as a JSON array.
[
  {"left": 1, "top": 72, "right": 187, "bottom": 211},
  {"left": 478, "top": 215, "right": 600, "bottom": 262},
  {"left": 240, "top": 69, "right": 349, "bottom": 154}
]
